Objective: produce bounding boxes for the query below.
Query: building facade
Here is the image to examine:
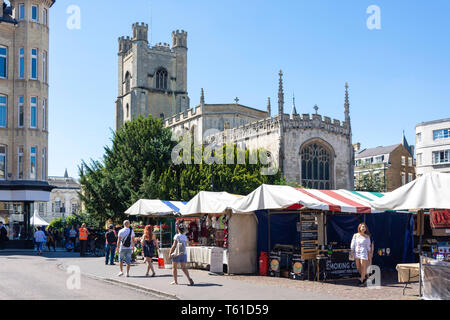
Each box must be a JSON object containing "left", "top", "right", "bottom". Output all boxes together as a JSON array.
[
  {"left": 116, "top": 23, "right": 355, "bottom": 190},
  {"left": 354, "top": 139, "right": 415, "bottom": 192},
  {"left": 38, "top": 170, "right": 81, "bottom": 223},
  {"left": 116, "top": 23, "right": 189, "bottom": 130},
  {"left": 0, "top": 0, "right": 54, "bottom": 246},
  {"left": 415, "top": 118, "right": 450, "bottom": 177}
]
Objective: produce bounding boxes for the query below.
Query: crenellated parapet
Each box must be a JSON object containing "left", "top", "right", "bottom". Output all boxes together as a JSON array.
[
  {"left": 152, "top": 42, "right": 171, "bottom": 52},
  {"left": 165, "top": 105, "right": 203, "bottom": 126},
  {"left": 280, "top": 113, "right": 350, "bottom": 136},
  {"left": 118, "top": 36, "right": 132, "bottom": 54}
]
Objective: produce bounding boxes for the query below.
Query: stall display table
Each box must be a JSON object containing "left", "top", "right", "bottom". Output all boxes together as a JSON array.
[
  {"left": 158, "top": 246, "right": 228, "bottom": 270},
  {"left": 396, "top": 263, "right": 419, "bottom": 295}
]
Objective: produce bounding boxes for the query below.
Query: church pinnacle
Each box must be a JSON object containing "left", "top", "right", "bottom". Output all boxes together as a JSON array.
[
  {"left": 267, "top": 97, "right": 271, "bottom": 116},
  {"left": 278, "top": 70, "right": 284, "bottom": 116},
  {"left": 290, "top": 93, "right": 298, "bottom": 118},
  {"left": 200, "top": 88, "right": 205, "bottom": 106},
  {"left": 344, "top": 82, "right": 350, "bottom": 122}
]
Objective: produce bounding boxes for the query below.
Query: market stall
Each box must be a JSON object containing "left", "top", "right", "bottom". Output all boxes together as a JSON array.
[
  {"left": 177, "top": 191, "right": 257, "bottom": 274},
  {"left": 125, "top": 199, "right": 187, "bottom": 249},
  {"left": 371, "top": 172, "right": 450, "bottom": 299},
  {"left": 233, "top": 184, "right": 414, "bottom": 282}
]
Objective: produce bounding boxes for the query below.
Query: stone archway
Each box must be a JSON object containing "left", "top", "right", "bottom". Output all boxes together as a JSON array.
[{"left": 299, "top": 138, "right": 335, "bottom": 189}]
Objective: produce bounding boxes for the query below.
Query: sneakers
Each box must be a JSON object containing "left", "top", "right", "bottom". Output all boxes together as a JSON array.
[
  {"left": 126, "top": 273, "right": 129, "bottom": 277},
  {"left": 117, "top": 272, "right": 123, "bottom": 277}
]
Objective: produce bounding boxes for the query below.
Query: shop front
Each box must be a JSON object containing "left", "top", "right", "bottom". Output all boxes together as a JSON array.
[{"left": 0, "top": 181, "right": 54, "bottom": 249}]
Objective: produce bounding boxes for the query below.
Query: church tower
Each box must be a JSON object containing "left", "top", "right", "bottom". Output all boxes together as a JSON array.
[{"left": 116, "top": 24, "right": 190, "bottom": 130}]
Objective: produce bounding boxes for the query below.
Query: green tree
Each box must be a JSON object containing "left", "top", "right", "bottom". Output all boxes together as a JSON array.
[{"left": 355, "top": 172, "right": 386, "bottom": 192}]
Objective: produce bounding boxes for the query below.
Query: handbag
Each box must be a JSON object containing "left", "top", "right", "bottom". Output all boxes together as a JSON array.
[
  {"left": 170, "top": 240, "right": 185, "bottom": 258},
  {"left": 349, "top": 251, "right": 355, "bottom": 261}
]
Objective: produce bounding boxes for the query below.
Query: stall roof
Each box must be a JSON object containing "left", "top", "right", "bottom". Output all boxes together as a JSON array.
[
  {"left": 232, "top": 184, "right": 387, "bottom": 214},
  {"left": 30, "top": 209, "right": 49, "bottom": 226},
  {"left": 125, "top": 199, "right": 188, "bottom": 216},
  {"left": 371, "top": 172, "right": 450, "bottom": 211},
  {"left": 180, "top": 191, "right": 244, "bottom": 216}
]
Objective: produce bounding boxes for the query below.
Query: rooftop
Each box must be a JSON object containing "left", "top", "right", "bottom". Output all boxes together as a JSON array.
[{"left": 355, "top": 144, "right": 400, "bottom": 159}]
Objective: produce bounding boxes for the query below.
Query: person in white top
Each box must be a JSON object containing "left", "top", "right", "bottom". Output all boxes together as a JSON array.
[
  {"left": 169, "top": 222, "right": 194, "bottom": 286},
  {"left": 350, "top": 223, "right": 372, "bottom": 286},
  {"left": 34, "top": 226, "right": 46, "bottom": 255},
  {"left": 116, "top": 220, "right": 135, "bottom": 277}
]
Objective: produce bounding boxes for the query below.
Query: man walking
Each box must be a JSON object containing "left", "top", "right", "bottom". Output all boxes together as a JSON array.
[
  {"left": 116, "top": 220, "right": 135, "bottom": 277},
  {"left": 0, "top": 221, "right": 8, "bottom": 250},
  {"left": 105, "top": 224, "right": 117, "bottom": 265},
  {"left": 34, "top": 226, "right": 46, "bottom": 255},
  {"left": 78, "top": 223, "right": 90, "bottom": 257}
]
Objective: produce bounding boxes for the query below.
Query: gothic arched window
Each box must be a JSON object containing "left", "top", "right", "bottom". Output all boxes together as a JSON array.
[
  {"left": 155, "top": 68, "right": 168, "bottom": 90},
  {"left": 300, "top": 142, "right": 332, "bottom": 189},
  {"left": 125, "top": 72, "right": 131, "bottom": 93}
]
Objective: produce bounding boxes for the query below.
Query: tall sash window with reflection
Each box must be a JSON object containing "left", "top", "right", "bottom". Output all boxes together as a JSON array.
[
  {"left": 30, "top": 147, "right": 37, "bottom": 180},
  {"left": 0, "top": 146, "right": 6, "bottom": 180},
  {"left": 0, "top": 46, "right": 7, "bottom": 79},
  {"left": 30, "top": 97, "right": 37, "bottom": 128},
  {"left": 0, "top": 96, "right": 7, "bottom": 128}
]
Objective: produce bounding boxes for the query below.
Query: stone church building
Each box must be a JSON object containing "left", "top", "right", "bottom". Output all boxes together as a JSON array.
[{"left": 116, "top": 23, "right": 354, "bottom": 190}]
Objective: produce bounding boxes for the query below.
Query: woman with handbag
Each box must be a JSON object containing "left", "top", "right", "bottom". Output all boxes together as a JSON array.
[
  {"left": 350, "top": 223, "right": 372, "bottom": 286},
  {"left": 169, "top": 223, "right": 194, "bottom": 286},
  {"left": 141, "top": 225, "right": 158, "bottom": 277}
]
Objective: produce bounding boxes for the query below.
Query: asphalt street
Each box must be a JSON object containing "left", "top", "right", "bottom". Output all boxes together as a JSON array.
[{"left": 0, "top": 251, "right": 164, "bottom": 300}]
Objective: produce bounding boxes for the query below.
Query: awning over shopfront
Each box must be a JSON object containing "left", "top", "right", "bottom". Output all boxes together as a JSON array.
[
  {"left": 125, "top": 199, "right": 188, "bottom": 216},
  {"left": 371, "top": 172, "right": 450, "bottom": 211},
  {"left": 233, "top": 184, "right": 386, "bottom": 214},
  {"left": 180, "top": 191, "right": 244, "bottom": 216}
]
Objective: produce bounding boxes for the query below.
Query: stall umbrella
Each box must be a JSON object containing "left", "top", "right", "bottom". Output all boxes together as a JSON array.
[{"left": 371, "top": 172, "right": 450, "bottom": 298}]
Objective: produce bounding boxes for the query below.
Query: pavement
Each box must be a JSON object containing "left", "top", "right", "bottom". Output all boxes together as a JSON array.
[{"left": 1, "top": 249, "right": 420, "bottom": 300}]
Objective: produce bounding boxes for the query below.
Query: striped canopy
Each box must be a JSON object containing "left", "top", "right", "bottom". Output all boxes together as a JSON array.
[
  {"left": 125, "top": 199, "right": 188, "bottom": 216},
  {"left": 232, "top": 184, "right": 386, "bottom": 214}
]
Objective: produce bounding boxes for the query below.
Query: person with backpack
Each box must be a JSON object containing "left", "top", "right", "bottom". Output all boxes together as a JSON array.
[
  {"left": 169, "top": 222, "right": 194, "bottom": 286},
  {"left": 116, "top": 220, "right": 135, "bottom": 277},
  {"left": 105, "top": 224, "right": 117, "bottom": 265}
]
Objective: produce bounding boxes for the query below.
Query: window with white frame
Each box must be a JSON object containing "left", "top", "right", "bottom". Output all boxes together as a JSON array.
[
  {"left": 433, "top": 150, "right": 450, "bottom": 165},
  {"left": 30, "top": 97, "right": 37, "bottom": 128},
  {"left": 30, "top": 146, "right": 36, "bottom": 180},
  {"left": 0, "top": 95, "right": 7, "bottom": 128},
  {"left": 43, "top": 8, "right": 48, "bottom": 25},
  {"left": 30, "top": 48, "right": 38, "bottom": 80},
  {"left": 401, "top": 156, "right": 406, "bottom": 166},
  {"left": 433, "top": 129, "right": 450, "bottom": 140},
  {"left": 0, "top": 146, "right": 6, "bottom": 180},
  {"left": 0, "top": 46, "right": 7, "bottom": 79},
  {"left": 19, "top": 4, "right": 25, "bottom": 20},
  {"left": 417, "top": 153, "right": 422, "bottom": 166},
  {"left": 19, "top": 48, "right": 25, "bottom": 79},
  {"left": 408, "top": 157, "right": 412, "bottom": 166},
  {"left": 42, "top": 51, "right": 47, "bottom": 83},
  {"left": 31, "top": 5, "right": 38, "bottom": 22},
  {"left": 42, "top": 99, "right": 46, "bottom": 130},
  {"left": 401, "top": 172, "right": 406, "bottom": 185},
  {"left": 18, "top": 96, "right": 24, "bottom": 127},
  {"left": 17, "top": 146, "right": 23, "bottom": 180},
  {"left": 41, "top": 148, "right": 46, "bottom": 180},
  {"left": 416, "top": 132, "right": 422, "bottom": 143},
  {"left": 408, "top": 173, "right": 413, "bottom": 183}
]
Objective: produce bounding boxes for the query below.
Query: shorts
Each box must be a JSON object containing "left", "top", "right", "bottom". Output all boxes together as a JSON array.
[
  {"left": 171, "top": 253, "right": 187, "bottom": 263},
  {"left": 119, "top": 249, "right": 132, "bottom": 264}
]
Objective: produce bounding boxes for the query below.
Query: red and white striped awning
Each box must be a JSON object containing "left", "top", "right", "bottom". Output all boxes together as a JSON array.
[{"left": 233, "top": 185, "right": 386, "bottom": 214}]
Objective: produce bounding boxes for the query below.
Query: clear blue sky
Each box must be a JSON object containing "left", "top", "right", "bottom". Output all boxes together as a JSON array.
[{"left": 47, "top": 0, "right": 450, "bottom": 178}]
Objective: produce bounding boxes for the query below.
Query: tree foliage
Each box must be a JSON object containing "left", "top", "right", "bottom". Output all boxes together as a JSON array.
[
  {"left": 355, "top": 172, "right": 386, "bottom": 192},
  {"left": 79, "top": 116, "right": 286, "bottom": 225}
]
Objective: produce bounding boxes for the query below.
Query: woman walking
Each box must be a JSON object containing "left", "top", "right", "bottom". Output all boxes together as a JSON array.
[
  {"left": 141, "top": 225, "right": 159, "bottom": 277},
  {"left": 350, "top": 223, "right": 372, "bottom": 286},
  {"left": 46, "top": 227, "right": 56, "bottom": 252},
  {"left": 169, "top": 223, "right": 194, "bottom": 286},
  {"left": 34, "top": 226, "right": 46, "bottom": 255}
]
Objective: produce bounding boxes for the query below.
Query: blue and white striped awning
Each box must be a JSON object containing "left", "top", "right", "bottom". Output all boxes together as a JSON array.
[{"left": 125, "top": 199, "right": 188, "bottom": 216}]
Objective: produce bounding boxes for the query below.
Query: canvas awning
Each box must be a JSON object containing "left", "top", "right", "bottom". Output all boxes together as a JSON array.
[
  {"left": 232, "top": 184, "right": 386, "bottom": 214},
  {"left": 30, "top": 209, "right": 49, "bottom": 226},
  {"left": 125, "top": 199, "right": 188, "bottom": 216},
  {"left": 180, "top": 191, "right": 244, "bottom": 216},
  {"left": 371, "top": 172, "right": 450, "bottom": 211}
]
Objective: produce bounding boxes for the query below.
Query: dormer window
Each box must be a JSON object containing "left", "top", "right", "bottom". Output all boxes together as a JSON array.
[{"left": 155, "top": 68, "right": 168, "bottom": 90}]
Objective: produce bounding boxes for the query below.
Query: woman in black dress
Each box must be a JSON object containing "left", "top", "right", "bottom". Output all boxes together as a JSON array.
[{"left": 141, "top": 225, "right": 159, "bottom": 277}]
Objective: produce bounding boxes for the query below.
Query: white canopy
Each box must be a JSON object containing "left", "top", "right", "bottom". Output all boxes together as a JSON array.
[
  {"left": 30, "top": 209, "right": 49, "bottom": 226},
  {"left": 371, "top": 172, "right": 450, "bottom": 211},
  {"left": 125, "top": 199, "right": 187, "bottom": 216},
  {"left": 180, "top": 191, "right": 244, "bottom": 216}
]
